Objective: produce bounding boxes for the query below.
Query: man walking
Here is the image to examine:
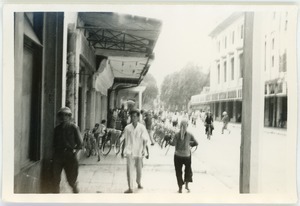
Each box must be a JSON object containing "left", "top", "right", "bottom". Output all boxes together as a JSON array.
[
  {"left": 170, "top": 119, "right": 198, "bottom": 193},
  {"left": 123, "top": 109, "right": 149, "bottom": 193},
  {"left": 144, "top": 111, "right": 155, "bottom": 146},
  {"left": 52, "top": 107, "right": 83, "bottom": 193}
]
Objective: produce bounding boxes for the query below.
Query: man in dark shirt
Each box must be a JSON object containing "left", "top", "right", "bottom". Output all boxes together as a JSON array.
[{"left": 52, "top": 107, "right": 82, "bottom": 193}]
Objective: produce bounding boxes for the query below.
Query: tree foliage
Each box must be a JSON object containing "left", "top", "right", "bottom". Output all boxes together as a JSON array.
[
  {"left": 140, "top": 73, "right": 159, "bottom": 110},
  {"left": 160, "top": 63, "right": 209, "bottom": 111}
]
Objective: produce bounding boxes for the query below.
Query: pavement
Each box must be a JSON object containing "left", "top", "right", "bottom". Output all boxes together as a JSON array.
[
  {"left": 60, "top": 143, "right": 236, "bottom": 194},
  {"left": 60, "top": 121, "right": 288, "bottom": 195}
]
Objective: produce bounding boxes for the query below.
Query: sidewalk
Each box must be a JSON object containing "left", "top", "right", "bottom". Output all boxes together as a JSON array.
[{"left": 60, "top": 144, "right": 237, "bottom": 194}]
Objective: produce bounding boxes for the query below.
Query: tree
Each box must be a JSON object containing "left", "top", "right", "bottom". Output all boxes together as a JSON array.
[
  {"left": 160, "top": 63, "right": 209, "bottom": 111},
  {"left": 140, "top": 73, "right": 159, "bottom": 110}
]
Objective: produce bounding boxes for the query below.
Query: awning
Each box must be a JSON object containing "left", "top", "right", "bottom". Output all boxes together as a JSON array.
[
  {"left": 78, "top": 12, "right": 162, "bottom": 88},
  {"left": 95, "top": 59, "right": 114, "bottom": 95}
]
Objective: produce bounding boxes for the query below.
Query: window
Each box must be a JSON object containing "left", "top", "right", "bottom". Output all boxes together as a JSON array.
[
  {"left": 218, "top": 64, "right": 220, "bottom": 84},
  {"left": 232, "top": 31, "right": 235, "bottom": 44},
  {"left": 279, "top": 50, "right": 287, "bottom": 72},
  {"left": 239, "top": 53, "right": 244, "bottom": 78},
  {"left": 241, "top": 24, "right": 244, "bottom": 39},
  {"left": 231, "top": 58, "right": 234, "bottom": 80},
  {"left": 272, "top": 55, "right": 274, "bottom": 67},
  {"left": 224, "top": 36, "right": 227, "bottom": 49},
  {"left": 218, "top": 41, "right": 220, "bottom": 52},
  {"left": 224, "top": 61, "right": 227, "bottom": 82},
  {"left": 264, "top": 42, "right": 267, "bottom": 71},
  {"left": 272, "top": 38, "right": 275, "bottom": 50},
  {"left": 273, "top": 12, "right": 276, "bottom": 20}
]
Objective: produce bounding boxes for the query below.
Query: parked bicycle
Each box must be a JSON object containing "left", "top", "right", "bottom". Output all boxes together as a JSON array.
[{"left": 101, "top": 128, "right": 123, "bottom": 156}]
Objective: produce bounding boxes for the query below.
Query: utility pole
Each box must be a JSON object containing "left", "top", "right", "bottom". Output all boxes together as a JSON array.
[{"left": 240, "top": 12, "right": 264, "bottom": 193}]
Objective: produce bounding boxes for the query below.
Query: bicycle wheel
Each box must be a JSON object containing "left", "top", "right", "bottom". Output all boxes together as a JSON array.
[
  {"left": 101, "top": 139, "right": 112, "bottom": 156},
  {"left": 114, "top": 137, "right": 121, "bottom": 155}
]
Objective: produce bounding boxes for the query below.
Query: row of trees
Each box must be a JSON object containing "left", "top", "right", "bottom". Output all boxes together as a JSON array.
[
  {"left": 139, "top": 63, "right": 209, "bottom": 111},
  {"left": 140, "top": 73, "right": 159, "bottom": 110},
  {"left": 160, "top": 63, "right": 209, "bottom": 111}
]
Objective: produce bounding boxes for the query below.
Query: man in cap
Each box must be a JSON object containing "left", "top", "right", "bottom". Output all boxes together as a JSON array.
[
  {"left": 123, "top": 109, "right": 149, "bottom": 193},
  {"left": 170, "top": 119, "right": 198, "bottom": 193},
  {"left": 52, "top": 107, "right": 83, "bottom": 193}
]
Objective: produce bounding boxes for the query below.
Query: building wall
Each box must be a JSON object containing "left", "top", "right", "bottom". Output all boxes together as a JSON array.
[
  {"left": 210, "top": 15, "right": 244, "bottom": 93},
  {"left": 14, "top": 12, "right": 64, "bottom": 193}
]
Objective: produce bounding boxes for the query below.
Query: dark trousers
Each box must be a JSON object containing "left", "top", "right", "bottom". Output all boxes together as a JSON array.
[
  {"left": 52, "top": 150, "right": 79, "bottom": 193},
  {"left": 174, "top": 155, "right": 193, "bottom": 188}
]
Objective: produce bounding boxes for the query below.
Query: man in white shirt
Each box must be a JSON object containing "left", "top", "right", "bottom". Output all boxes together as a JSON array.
[{"left": 123, "top": 109, "right": 149, "bottom": 193}]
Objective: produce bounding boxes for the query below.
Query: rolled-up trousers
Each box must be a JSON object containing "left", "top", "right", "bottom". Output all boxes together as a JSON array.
[
  {"left": 126, "top": 155, "right": 143, "bottom": 189},
  {"left": 174, "top": 154, "right": 193, "bottom": 188}
]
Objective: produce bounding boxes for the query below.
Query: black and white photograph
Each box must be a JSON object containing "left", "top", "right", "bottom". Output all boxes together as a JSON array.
[{"left": 2, "top": 3, "right": 299, "bottom": 204}]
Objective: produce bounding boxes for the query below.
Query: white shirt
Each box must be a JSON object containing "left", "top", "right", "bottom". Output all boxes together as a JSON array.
[{"left": 124, "top": 122, "right": 149, "bottom": 157}]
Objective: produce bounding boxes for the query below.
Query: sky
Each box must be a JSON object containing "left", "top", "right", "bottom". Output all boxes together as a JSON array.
[{"left": 117, "top": 6, "right": 233, "bottom": 88}]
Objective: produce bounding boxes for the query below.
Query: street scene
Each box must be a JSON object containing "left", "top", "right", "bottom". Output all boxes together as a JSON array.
[{"left": 6, "top": 4, "right": 297, "bottom": 203}]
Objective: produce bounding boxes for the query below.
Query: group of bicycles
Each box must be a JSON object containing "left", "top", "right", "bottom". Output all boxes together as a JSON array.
[
  {"left": 152, "top": 122, "right": 198, "bottom": 155},
  {"left": 82, "top": 128, "right": 124, "bottom": 158}
]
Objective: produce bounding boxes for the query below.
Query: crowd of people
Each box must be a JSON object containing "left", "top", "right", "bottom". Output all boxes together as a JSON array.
[{"left": 51, "top": 105, "right": 231, "bottom": 194}]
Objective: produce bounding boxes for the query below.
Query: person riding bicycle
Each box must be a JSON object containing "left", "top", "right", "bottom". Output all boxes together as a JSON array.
[{"left": 204, "top": 111, "right": 214, "bottom": 135}]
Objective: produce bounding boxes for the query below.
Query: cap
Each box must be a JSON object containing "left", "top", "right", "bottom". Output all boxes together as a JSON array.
[{"left": 58, "top": 107, "right": 72, "bottom": 115}]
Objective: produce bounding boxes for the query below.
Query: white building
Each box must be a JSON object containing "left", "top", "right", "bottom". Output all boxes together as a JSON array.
[{"left": 190, "top": 11, "right": 289, "bottom": 127}]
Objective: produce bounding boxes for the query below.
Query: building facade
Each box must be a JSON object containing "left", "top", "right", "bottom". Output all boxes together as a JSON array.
[
  {"left": 191, "top": 13, "right": 244, "bottom": 122},
  {"left": 190, "top": 12, "right": 289, "bottom": 128}
]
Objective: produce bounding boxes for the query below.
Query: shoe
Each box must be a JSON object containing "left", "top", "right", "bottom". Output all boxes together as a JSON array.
[
  {"left": 178, "top": 187, "right": 182, "bottom": 193},
  {"left": 72, "top": 185, "right": 79, "bottom": 193},
  {"left": 185, "top": 184, "right": 190, "bottom": 192},
  {"left": 145, "top": 154, "right": 149, "bottom": 159},
  {"left": 151, "top": 143, "right": 154, "bottom": 146},
  {"left": 138, "top": 184, "right": 143, "bottom": 189},
  {"left": 121, "top": 153, "right": 124, "bottom": 158},
  {"left": 97, "top": 156, "right": 100, "bottom": 162},
  {"left": 124, "top": 189, "right": 133, "bottom": 193}
]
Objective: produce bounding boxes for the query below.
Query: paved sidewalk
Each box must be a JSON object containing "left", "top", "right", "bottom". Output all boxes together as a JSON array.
[{"left": 60, "top": 144, "right": 237, "bottom": 194}]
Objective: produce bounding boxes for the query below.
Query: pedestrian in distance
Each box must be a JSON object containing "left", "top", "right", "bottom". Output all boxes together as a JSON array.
[
  {"left": 52, "top": 107, "right": 83, "bottom": 193},
  {"left": 123, "top": 109, "right": 149, "bottom": 193},
  {"left": 170, "top": 119, "right": 198, "bottom": 193},
  {"left": 172, "top": 112, "right": 179, "bottom": 127},
  {"left": 222, "top": 111, "right": 231, "bottom": 134},
  {"left": 145, "top": 111, "right": 155, "bottom": 146}
]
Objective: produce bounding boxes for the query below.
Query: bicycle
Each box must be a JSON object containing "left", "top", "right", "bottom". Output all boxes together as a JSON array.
[
  {"left": 206, "top": 124, "right": 212, "bottom": 140},
  {"left": 101, "top": 128, "right": 122, "bottom": 156}
]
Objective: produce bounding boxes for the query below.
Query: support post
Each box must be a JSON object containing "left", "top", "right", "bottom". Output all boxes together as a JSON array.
[{"left": 239, "top": 12, "right": 264, "bottom": 193}]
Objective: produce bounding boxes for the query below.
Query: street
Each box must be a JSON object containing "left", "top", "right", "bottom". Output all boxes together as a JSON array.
[{"left": 60, "top": 121, "right": 287, "bottom": 194}]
